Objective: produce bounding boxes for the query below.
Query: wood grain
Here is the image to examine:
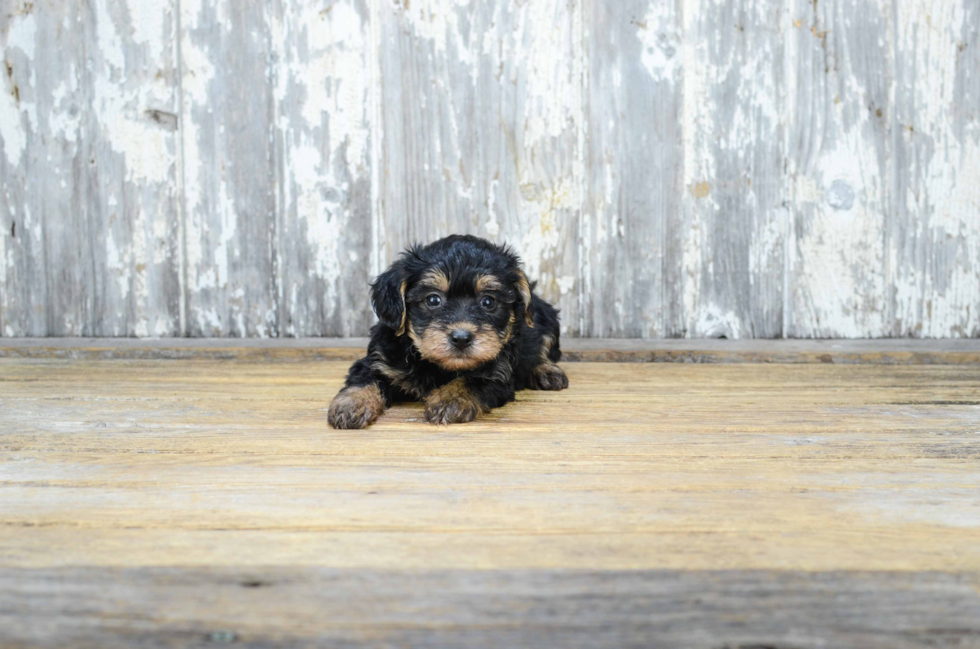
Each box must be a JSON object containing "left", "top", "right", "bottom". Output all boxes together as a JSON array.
[
  {"left": 786, "top": 0, "right": 893, "bottom": 337},
  {"left": 2, "top": 567, "right": 979, "bottom": 648},
  {"left": 2, "top": 1, "right": 980, "bottom": 338},
  {"left": 376, "top": 0, "right": 584, "bottom": 327},
  {"left": 0, "top": 1, "right": 182, "bottom": 337},
  {"left": 892, "top": 0, "right": 980, "bottom": 337},
  {"left": 1, "top": 359, "right": 979, "bottom": 572},
  {"left": 680, "top": 0, "right": 787, "bottom": 339},
  {"left": 1, "top": 357, "right": 979, "bottom": 645},
  {"left": 272, "top": 0, "right": 376, "bottom": 337},
  {"left": 0, "top": 360, "right": 980, "bottom": 649},
  {"left": 3, "top": 337, "right": 980, "bottom": 363},
  {"left": 583, "top": 0, "right": 681, "bottom": 337},
  {"left": 179, "top": 1, "right": 278, "bottom": 337}
]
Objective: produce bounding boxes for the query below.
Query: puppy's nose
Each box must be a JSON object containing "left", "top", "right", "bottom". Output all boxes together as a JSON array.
[{"left": 450, "top": 329, "right": 474, "bottom": 350}]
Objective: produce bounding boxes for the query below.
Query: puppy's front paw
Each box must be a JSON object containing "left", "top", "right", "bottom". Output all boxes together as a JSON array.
[
  {"left": 424, "top": 378, "right": 485, "bottom": 425},
  {"left": 531, "top": 363, "right": 569, "bottom": 391},
  {"left": 328, "top": 385, "right": 385, "bottom": 429}
]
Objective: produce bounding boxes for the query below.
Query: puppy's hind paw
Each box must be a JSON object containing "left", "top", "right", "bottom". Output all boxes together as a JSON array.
[
  {"left": 328, "top": 385, "right": 385, "bottom": 429},
  {"left": 531, "top": 363, "right": 569, "bottom": 391}
]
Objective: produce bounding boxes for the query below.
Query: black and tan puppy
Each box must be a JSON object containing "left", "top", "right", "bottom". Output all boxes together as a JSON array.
[{"left": 328, "top": 235, "right": 568, "bottom": 428}]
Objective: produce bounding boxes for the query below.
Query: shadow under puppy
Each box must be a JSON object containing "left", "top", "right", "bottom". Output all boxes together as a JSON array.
[{"left": 329, "top": 235, "right": 568, "bottom": 428}]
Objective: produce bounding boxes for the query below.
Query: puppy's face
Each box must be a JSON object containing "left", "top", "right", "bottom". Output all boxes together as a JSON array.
[
  {"left": 404, "top": 269, "right": 517, "bottom": 371},
  {"left": 371, "top": 238, "right": 535, "bottom": 372}
]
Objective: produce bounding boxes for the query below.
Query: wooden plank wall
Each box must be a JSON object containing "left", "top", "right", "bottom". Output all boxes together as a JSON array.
[{"left": 1, "top": 0, "right": 978, "bottom": 338}]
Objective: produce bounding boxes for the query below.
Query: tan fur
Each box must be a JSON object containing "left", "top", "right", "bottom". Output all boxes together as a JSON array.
[
  {"left": 411, "top": 321, "right": 502, "bottom": 371},
  {"left": 420, "top": 269, "right": 450, "bottom": 293},
  {"left": 515, "top": 271, "right": 534, "bottom": 327},
  {"left": 370, "top": 351, "right": 425, "bottom": 399},
  {"left": 408, "top": 322, "right": 424, "bottom": 350},
  {"left": 425, "top": 378, "right": 486, "bottom": 425},
  {"left": 501, "top": 312, "right": 516, "bottom": 344},
  {"left": 475, "top": 274, "right": 505, "bottom": 293},
  {"left": 370, "top": 350, "right": 405, "bottom": 382},
  {"left": 328, "top": 384, "right": 385, "bottom": 429},
  {"left": 395, "top": 281, "right": 408, "bottom": 336},
  {"left": 539, "top": 333, "right": 555, "bottom": 364}
]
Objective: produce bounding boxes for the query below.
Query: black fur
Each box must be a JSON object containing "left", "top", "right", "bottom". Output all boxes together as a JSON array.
[{"left": 329, "top": 235, "right": 567, "bottom": 428}]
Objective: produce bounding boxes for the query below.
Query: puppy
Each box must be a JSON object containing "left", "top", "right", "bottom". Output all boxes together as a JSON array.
[{"left": 328, "top": 235, "right": 569, "bottom": 428}]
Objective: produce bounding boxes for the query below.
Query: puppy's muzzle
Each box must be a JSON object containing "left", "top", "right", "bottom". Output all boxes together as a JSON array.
[{"left": 450, "top": 329, "right": 474, "bottom": 350}]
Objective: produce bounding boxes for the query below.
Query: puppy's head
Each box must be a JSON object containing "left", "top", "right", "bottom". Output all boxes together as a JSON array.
[{"left": 371, "top": 235, "right": 534, "bottom": 371}]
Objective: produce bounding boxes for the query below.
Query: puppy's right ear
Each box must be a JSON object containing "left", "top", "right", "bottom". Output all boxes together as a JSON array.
[{"left": 371, "top": 261, "right": 409, "bottom": 336}]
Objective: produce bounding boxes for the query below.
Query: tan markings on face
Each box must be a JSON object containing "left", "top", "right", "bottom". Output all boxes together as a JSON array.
[
  {"left": 420, "top": 269, "right": 450, "bottom": 293},
  {"left": 475, "top": 274, "right": 505, "bottom": 293},
  {"left": 411, "top": 321, "right": 503, "bottom": 371},
  {"left": 327, "top": 384, "right": 385, "bottom": 429},
  {"left": 515, "top": 270, "right": 534, "bottom": 327},
  {"left": 425, "top": 377, "right": 486, "bottom": 424}
]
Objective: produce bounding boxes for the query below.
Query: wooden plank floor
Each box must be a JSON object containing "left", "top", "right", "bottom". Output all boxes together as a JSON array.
[
  {"left": 4, "top": 337, "right": 980, "bottom": 364},
  {"left": 1, "top": 356, "right": 980, "bottom": 647}
]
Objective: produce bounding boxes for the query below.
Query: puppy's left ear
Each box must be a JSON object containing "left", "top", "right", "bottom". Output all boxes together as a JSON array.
[
  {"left": 371, "top": 261, "right": 409, "bottom": 336},
  {"left": 514, "top": 270, "right": 534, "bottom": 328}
]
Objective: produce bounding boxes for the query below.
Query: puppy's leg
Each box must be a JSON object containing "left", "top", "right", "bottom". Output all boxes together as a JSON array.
[
  {"left": 530, "top": 363, "right": 569, "bottom": 391},
  {"left": 424, "top": 378, "right": 485, "bottom": 425},
  {"left": 529, "top": 331, "right": 569, "bottom": 391},
  {"left": 328, "top": 357, "right": 388, "bottom": 429},
  {"left": 424, "top": 375, "right": 515, "bottom": 425},
  {"left": 329, "top": 383, "right": 386, "bottom": 429}
]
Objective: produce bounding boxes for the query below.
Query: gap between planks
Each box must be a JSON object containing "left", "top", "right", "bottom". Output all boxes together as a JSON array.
[{"left": 1, "top": 338, "right": 979, "bottom": 363}]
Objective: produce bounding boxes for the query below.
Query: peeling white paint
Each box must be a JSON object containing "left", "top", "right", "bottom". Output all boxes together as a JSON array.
[
  {"left": 6, "top": 11, "right": 36, "bottom": 59},
  {"left": 272, "top": 0, "right": 374, "bottom": 335},
  {"left": 94, "top": 0, "right": 125, "bottom": 72},
  {"left": 787, "top": 0, "right": 895, "bottom": 338},
  {"left": 0, "top": 12, "right": 35, "bottom": 166},
  {"left": 4, "top": 0, "right": 978, "bottom": 338},
  {"left": 793, "top": 175, "right": 822, "bottom": 204},
  {"left": 105, "top": 228, "right": 131, "bottom": 301},
  {"left": 923, "top": 143, "right": 980, "bottom": 336},
  {"left": 637, "top": 3, "right": 679, "bottom": 83},
  {"left": 795, "top": 126, "right": 889, "bottom": 337},
  {"left": 485, "top": 179, "right": 501, "bottom": 238},
  {"left": 891, "top": 0, "right": 980, "bottom": 338},
  {"left": 517, "top": 181, "right": 567, "bottom": 286},
  {"left": 289, "top": 139, "right": 343, "bottom": 281},
  {"left": 695, "top": 305, "right": 743, "bottom": 339},
  {"left": 178, "top": 0, "right": 216, "bottom": 311},
  {"left": 0, "top": 79, "right": 26, "bottom": 166},
  {"left": 46, "top": 80, "right": 81, "bottom": 144},
  {"left": 0, "top": 198, "right": 6, "bottom": 306},
  {"left": 288, "top": 1, "right": 369, "bottom": 169},
  {"left": 557, "top": 275, "right": 575, "bottom": 295},
  {"left": 127, "top": 1, "right": 164, "bottom": 53},
  {"left": 401, "top": 0, "right": 477, "bottom": 79},
  {"left": 93, "top": 0, "right": 173, "bottom": 183},
  {"left": 519, "top": 0, "right": 580, "bottom": 145}
]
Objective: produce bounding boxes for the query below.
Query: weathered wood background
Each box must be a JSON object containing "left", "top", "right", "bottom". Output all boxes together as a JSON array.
[{"left": 1, "top": 0, "right": 978, "bottom": 338}]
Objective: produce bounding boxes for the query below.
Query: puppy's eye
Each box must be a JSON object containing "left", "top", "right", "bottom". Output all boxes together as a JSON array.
[
  {"left": 426, "top": 294, "right": 443, "bottom": 308},
  {"left": 480, "top": 296, "right": 496, "bottom": 309}
]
